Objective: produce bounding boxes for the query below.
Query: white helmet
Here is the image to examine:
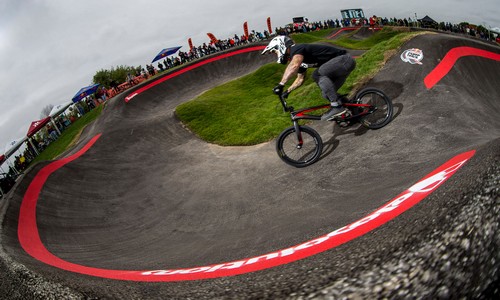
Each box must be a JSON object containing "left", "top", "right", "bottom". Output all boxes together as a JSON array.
[{"left": 262, "top": 36, "right": 294, "bottom": 64}]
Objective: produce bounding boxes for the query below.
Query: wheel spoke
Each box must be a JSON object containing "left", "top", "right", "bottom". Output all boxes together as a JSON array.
[
  {"left": 355, "top": 88, "right": 393, "bottom": 129},
  {"left": 276, "top": 126, "right": 323, "bottom": 167}
]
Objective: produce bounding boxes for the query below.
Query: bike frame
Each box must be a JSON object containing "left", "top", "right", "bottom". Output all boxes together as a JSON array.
[
  {"left": 278, "top": 94, "right": 377, "bottom": 147},
  {"left": 278, "top": 94, "right": 375, "bottom": 121}
]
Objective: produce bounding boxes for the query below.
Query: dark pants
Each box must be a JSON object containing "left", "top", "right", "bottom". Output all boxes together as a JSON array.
[{"left": 312, "top": 54, "right": 356, "bottom": 105}]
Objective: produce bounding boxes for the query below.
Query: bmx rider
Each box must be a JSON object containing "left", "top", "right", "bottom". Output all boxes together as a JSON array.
[{"left": 262, "top": 35, "right": 356, "bottom": 120}]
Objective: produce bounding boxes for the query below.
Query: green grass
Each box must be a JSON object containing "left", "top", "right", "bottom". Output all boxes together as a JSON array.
[
  {"left": 176, "top": 64, "right": 289, "bottom": 145},
  {"left": 177, "top": 27, "right": 424, "bottom": 146},
  {"left": 29, "top": 104, "right": 104, "bottom": 165}
]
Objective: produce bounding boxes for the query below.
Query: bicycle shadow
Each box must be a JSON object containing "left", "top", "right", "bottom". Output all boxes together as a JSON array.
[
  {"left": 374, "top": 80, "right": 404, "bottom": 123},
  {"left": 320, "top": 124, "right": 367, "bottom": 160}
]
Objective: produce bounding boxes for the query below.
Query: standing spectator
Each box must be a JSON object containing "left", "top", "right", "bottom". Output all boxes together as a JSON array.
[
  {"left": 100, "top": 86, "right": 108, "bottom": 101},
  {"left": 369, "top": 15, "right": 377, "bottom": 28},
  {"left": 96, "top": 87, "right": 106, "bottom": 103},
  {"left": 110, "top": 79, "right": 119, "bottom": 94},
  {"left": 86, "top": 97, "right": 96, "bottom": 110},
  {"left": 141, "top": 68, "right": 148, "bottom": 79},
  {"left": 126, "top": 73, "right": 136, "bottom": 86},
  {"left": 48, "top": 126, "right": 58, "bottom": 141}
]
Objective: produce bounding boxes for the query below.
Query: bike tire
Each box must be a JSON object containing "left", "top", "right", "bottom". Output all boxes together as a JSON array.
[
  {"left": 276, "top": 125, "right": 323, "bottom": 168},
  {"left": 354, "top": 88, "right": 393, "bottom": 129}
]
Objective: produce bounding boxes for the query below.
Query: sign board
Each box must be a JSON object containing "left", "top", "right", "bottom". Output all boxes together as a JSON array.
[
  {"left": 340, "top": 9, "right": 365, "bottom": 20},
  {"left": 292, "top": 17, "right": 305, "bottom": 23}
]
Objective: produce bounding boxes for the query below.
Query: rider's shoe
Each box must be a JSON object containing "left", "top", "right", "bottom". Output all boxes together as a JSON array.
[{"left": 321, "top": 106, "right": 348, "bottom": 121}]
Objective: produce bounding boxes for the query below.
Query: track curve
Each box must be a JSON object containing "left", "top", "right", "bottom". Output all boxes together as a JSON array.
[{"left": 1, "top": 34, "right": 499, "bottom": 298}]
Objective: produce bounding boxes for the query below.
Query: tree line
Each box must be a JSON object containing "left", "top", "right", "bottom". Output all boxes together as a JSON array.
[{"left": 92, "top": 65, "right": 142, "bottom": 89}]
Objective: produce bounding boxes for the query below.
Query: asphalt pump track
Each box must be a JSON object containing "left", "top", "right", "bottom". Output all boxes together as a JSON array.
[{"left": 0, "top": 33, "right": 499, "bottom": 299}]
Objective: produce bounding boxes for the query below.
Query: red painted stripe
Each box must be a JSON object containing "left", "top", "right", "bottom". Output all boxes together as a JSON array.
[
  {"left": 424, "top": 46, "right": 500, "bottom": 89},
  {"left": 18, "top": 140, "right": 475, "bottom": 281},
  {"left": 124, "top": 46, "right": 266, "bottom": 102},
  {"left": 327, "top": 27, "right": 358, "bottom": 39}
]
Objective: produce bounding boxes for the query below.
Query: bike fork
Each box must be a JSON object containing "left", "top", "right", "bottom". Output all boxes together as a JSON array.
[{"left": 293, "top": 121, "right": 304, "bottom": 149}]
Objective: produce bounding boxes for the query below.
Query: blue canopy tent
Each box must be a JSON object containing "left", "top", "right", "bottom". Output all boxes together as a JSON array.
[
  {"left": 151, "top": 46, "right": 182, "bottom": 63},
  {"left": 72, "top": 83, "right": 100, "bottom": 103}
]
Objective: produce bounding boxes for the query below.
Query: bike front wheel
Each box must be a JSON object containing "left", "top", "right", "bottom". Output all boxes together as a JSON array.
[
  {"left": 354, "top": 88, "right": 393, "bottom": 129},
  {"left": 276, "top": 125, "right": 323, "bottom": 168}
]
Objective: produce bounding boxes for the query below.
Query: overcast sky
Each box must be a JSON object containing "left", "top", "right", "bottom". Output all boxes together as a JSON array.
[{"left": 0, "top": 0, "right": 498, "bottom": 154}]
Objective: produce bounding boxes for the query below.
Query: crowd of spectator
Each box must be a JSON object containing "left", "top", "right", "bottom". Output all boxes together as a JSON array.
[
  {"left": 152, "top": 15, "right": 496, "bottom": 73},
  {"left": 152, "top": 31, "right": 272, "bottom": 71},
  {"left": 1, "top": 147, "right": 34, "bottom": 197},
  {"left": 437, "top": 22, "right": 497, "bottom": 41},
  {"left": 342, "top": 15, "right": 498, "bottom": 42}
]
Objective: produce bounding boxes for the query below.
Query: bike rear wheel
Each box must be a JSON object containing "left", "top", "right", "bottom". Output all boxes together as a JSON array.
[
  {"left": 276, "top": 125, "right": 323, "bottom": 168},
  {"left": 354, "top": 88, "right": 393, "bottom": 129}
]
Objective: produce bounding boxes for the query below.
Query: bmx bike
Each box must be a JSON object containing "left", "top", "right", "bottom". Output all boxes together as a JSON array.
[{"left": 276, "top": 87, "right": 393, "bottom": 167}]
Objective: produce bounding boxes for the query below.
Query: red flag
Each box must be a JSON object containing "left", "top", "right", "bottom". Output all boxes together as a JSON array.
[
  {"left": 267, "top": 17, "right": 272, "bottom": 34},
  {"left": 243, "top": 21, "right": 249, "bottom": 38},
  {"left": 188, "top": 38, "right": 194, "bottom": 51},
  {"left": 207, "top": 33, "right": 218, "bottom": 44}
]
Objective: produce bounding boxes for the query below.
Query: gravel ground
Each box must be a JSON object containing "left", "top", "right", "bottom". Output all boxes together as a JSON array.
[{"left": 299, "top": 160, "right": 499, "bottom": 300}]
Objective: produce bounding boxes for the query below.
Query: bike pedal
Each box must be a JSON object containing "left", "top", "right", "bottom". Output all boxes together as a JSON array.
[
  {"left": 338, "top": 121, "right": 350, "bottom": 127},
  {"left": 335, "top": 111, "right": 352, "bottom": 127},
  {"left": 340, "top": 111, "right": 351, "bottom": 119}
]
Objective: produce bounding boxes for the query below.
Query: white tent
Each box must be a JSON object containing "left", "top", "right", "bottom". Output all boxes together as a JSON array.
[
  {"left": 49, "top": 101, "right": 73, "bottom": 117},
  {"left": 490, "top": 27, "right": 500, "bottom": 35},
  {"left": 3, "top": 137, "right": 28, "bottom": 174},
  {"left": 4, "top": 137, "right": 27, "bottom": 158},
  {"left": 48, "top": 101, "right": 73, "bottom": 136}
]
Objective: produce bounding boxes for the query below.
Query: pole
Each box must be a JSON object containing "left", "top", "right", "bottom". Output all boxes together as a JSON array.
[
  {"left": 28, "top": 138, "right": 40, "bottom": 156},
  {"left": 0, "top": 165, "right": 4, "bottom": 197},
  {"left": 50, "top": 118, "right": 62, "bottom": 135}
]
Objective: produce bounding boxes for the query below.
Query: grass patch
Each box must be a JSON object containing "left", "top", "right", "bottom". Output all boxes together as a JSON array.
[
  {"left": 177, "top": 28, "right": 424, "bottom": 146},
  {"left": 176, "top": 64, "right": 289, "bottom": 145}
]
